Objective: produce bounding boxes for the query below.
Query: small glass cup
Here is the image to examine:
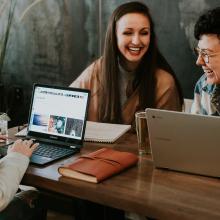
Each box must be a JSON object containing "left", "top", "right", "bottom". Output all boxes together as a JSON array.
[
  {"left": 135, "top": 111, "right": 151, "bottom": 155},
  {"left": 0, "top": 113, "right": 10, "bottom": 142}
]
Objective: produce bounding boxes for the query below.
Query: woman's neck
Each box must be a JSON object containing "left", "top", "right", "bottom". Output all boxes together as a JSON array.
[{"left": 119, "top": 57, "right": 140, "bottom": 72}]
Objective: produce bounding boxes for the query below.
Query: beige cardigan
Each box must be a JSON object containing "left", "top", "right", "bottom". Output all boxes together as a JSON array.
[
  {"left": 0, "top": 152, "right": 29, "bottom": 211},
  {"left": 70, "top": 58, "right": 182, "bottom": 124}
]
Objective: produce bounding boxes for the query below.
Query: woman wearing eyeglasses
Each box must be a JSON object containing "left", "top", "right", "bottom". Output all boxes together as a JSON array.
[{"left": 191, "top": 7, "right": 220, "bottom": 115}]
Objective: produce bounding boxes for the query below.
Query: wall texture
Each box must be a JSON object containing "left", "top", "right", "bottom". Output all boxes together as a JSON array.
[{"left": 0, "top": 0, "right": 219, "bottom": 125}]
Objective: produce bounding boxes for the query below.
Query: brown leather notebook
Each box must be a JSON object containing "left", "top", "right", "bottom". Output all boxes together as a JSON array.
[{"left": 58, "top": 148, "right": 138, "bottom": 183}]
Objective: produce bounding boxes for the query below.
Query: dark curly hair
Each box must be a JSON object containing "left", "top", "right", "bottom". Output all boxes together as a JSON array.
[{"left": 194, "top": 7, "right": 220, "bottom": 40}]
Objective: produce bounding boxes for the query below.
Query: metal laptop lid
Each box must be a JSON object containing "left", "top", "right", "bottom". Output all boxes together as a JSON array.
[
  {"left": 146, "top": 108, "right": 220, "bottom": 178},
  {"left": 27, "top": 83, "right": 90, "bottom": 148}
]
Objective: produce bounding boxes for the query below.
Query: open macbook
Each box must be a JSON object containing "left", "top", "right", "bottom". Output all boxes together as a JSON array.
[
  {"left": 1, "top": 84, "right": 90, "bottom": 165},
  {"left": 146, "top": 108, "right": 220, "bottom": 178}
]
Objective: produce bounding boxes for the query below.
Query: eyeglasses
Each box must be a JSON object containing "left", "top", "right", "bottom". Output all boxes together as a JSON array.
[{"left": 194, "top": 47, "right": 220, "bottom": 63}]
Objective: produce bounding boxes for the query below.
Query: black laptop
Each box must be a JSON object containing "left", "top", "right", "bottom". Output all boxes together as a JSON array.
[{"left": 1, "top": 84, "right": 90, "bottom": 165}]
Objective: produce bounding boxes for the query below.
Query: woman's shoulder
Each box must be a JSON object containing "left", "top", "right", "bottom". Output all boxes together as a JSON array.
[
  {"left": 80, "top": 58, "right": 102, "bottom": 79},
  {"left": 155, "top": 68, "right": 176, "bottom": 87},
  {"left": 70, "top": 58, "right": 102, "bottom": 88}
]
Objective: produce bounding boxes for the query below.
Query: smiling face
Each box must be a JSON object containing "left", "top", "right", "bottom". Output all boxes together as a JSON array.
[
  {"left": 116, "top": 13, "right": 151, "bottom": 71},
  {"left": 196, "top": 34, "right": 220, "bottom": 84}
]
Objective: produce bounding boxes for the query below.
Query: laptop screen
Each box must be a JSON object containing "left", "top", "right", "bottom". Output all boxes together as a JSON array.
[{"left": 27, "top": 84, "right": 90, "bottom": 145}]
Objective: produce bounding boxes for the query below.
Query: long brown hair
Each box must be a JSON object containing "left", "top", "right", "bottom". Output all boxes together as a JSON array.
[{"left": 99, "top": 1, "right": 183, "bottom": 123}]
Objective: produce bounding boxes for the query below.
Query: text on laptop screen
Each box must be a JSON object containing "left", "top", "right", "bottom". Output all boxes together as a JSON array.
[{"left": 29, "top": 86, "right": 89, "bottom": 140}]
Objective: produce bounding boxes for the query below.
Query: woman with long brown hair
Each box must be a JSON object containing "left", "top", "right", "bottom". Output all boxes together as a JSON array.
[
  {"left": 70, "top": 1, "right": 183, "bottom": 126},
  {"left": 70, "top": 2, "right": 184, "bottom": 220}
]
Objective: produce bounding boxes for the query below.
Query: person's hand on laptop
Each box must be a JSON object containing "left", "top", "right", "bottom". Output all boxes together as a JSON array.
[{"left": 7, "top": 139, "right": 39, "bottom": 158}]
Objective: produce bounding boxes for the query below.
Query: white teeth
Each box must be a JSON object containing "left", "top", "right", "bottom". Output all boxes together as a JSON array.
[
  {"left": 129, "top": 47, "right": 140, "bottom": 51},
  {"left": 205, "top": 70, "right": 213, "bottom": 74},
  {"left": 205, "top": 71, "right": 214, "bottom": 77},
  {"left": 203, "top": 69, "right": 213, "bottom": 74}
]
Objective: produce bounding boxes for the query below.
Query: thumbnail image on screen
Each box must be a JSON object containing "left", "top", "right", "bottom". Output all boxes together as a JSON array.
[
  {"left": 65, "top": 118, "right": 83, "bottom": 137},
  {"left": 48, "top": 115, "right": 66, "bottom": 134}
]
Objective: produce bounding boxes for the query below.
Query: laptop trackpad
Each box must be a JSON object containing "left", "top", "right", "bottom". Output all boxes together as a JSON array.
[{"left": 30, "top": 155, "right": 52, "bottom": 165}]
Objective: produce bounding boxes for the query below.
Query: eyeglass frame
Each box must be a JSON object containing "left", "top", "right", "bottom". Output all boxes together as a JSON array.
[{"left": 194, "top": 47, "right": 220, "bottom": 64}]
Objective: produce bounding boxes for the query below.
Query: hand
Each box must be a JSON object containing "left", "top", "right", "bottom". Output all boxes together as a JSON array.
[{"left": 7, "top": 139, "right": 39, "bottom": 158}]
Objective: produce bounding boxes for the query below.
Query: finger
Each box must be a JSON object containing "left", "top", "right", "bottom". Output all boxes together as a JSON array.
[
  {"left": 13, "top": 139, "right": 22, "bottom": 145},
  {"left": 22, "top": 140, "right": 27, "bottom": 144},
  {"left": 26, "top": 139, "right": 33, "bottom": 146},
  {"left": 16, "top": 139, "right": 23, "bottom": 143},
  {"left": 30, "top": 143, "right": 39, "bottom": 151},
  {"left": 21, "top": 139, "right": 33, "bottom": 147}
]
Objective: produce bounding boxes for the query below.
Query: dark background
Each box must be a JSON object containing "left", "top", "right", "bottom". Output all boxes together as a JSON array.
[{"left": 0, "top": 0, "right": 219, "bottom": 126}]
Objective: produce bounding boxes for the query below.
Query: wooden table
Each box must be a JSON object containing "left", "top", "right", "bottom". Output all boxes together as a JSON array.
[{"left": 5, "top": 127, "right": 220, "bottom": 219}]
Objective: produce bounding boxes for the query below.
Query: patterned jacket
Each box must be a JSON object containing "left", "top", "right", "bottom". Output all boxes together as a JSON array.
[{"left": 191, "top": 74, "right": 220, "bottom": 116}]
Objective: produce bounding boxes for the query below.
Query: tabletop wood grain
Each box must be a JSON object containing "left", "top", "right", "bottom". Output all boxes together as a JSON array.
[{"left": 5, "top": 127, "right": 220, "bottom": 220}]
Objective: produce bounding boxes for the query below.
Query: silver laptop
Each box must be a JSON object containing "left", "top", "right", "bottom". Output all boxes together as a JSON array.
[{"left": 146, "top": 108, "right": 220, "bottom": 178}]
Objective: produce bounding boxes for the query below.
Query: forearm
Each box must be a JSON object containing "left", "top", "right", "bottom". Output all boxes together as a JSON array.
[{"left": 0, "top": 152, "right": 29, "bottom": 211}]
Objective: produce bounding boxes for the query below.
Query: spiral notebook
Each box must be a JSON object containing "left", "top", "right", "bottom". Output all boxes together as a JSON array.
[
  {"left": 16, "top": 121, "right": 131, "bottom": 143},
  {"left": 84, "top": 121, "right": 131, "bottom": 143}
]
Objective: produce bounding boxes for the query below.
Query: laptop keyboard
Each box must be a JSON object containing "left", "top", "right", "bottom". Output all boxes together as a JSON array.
[{"left": 33, "top": 143, "right": 77, "bottom": 159}]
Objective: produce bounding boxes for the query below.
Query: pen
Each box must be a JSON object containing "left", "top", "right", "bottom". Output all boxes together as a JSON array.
[
  {"left": 0, "top": 141, "right": 14, "bottom": 148},
  {"left": 18, "top": 124, "right": 28, "bottom": 132}
]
